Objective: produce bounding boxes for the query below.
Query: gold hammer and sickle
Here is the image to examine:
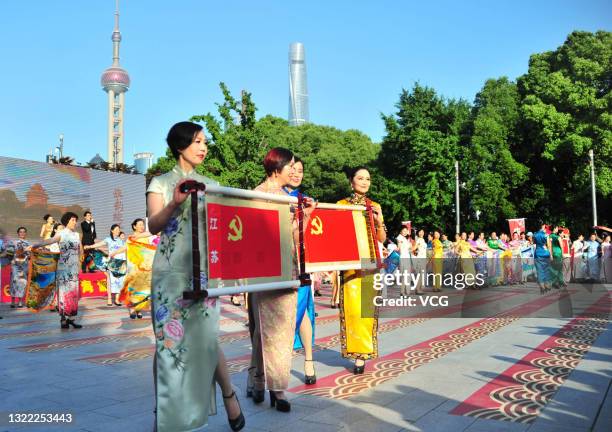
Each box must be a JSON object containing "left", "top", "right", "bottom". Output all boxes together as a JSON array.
[
  {"left": 310, "top": 216, "right": 323, "bottom": 235},
  {"left": 228, "top": 215, "right": 243, "bottom": 241}
]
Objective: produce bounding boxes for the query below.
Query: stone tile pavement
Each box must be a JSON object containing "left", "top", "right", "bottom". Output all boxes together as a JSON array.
[{"left": 0, "top": 283, "right": 609, "bottom": 432}]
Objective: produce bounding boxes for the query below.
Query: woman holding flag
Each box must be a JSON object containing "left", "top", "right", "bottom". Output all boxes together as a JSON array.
[
  {"left": 282, "top": 156, "right": 317, "bottom": 385},
  {"left": 147, "top": 121, "right": 244, "bottom": 432},
  {"left": 247, "top": 148, "right": 315, "bottom": 412},
  {"left": 337, "top": 166, "right": 386, "bottom": 374}
]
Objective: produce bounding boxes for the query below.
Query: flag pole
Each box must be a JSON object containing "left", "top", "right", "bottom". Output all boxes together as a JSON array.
[
  {"left": 205, "top": 184, "right": 365, "bottom": 211},
  {"left": 205, "top": 280, "right": 302, "bottom": 297},
  {"left": 182, "top": 181, "right": 207, "bottom": 301},
  {"left": 297, "top": 193, "right": 311, "bottom": 286}
]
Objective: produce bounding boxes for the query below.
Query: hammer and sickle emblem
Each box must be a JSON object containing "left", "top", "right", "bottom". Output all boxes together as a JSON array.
[
  {"left": 228, "top": 215, "right": 243, "bottom": 241},
  {"left": 310, "top": 216, "right": 323, "bottom": 236}
]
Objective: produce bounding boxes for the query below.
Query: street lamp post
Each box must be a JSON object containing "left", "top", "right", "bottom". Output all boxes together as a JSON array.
[
  {"left": 455, "top": 160, "right": 460, "bottom": 235},
  {"left": 589, "top": 149, "right": 597, "bottom": 227}
]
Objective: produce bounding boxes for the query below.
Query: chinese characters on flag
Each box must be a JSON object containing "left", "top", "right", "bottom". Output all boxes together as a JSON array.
[{"left": 206, "top": 196, "right": 293, "bottom": 287}]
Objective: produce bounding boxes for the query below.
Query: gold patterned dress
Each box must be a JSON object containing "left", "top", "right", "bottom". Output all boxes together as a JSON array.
[
  {"left": 432, "top": 238, "right": 443, "bottom": 291},
  {"left": 248, "top": 181, "right": 297, "bottom": 390},
  {"left": 337, "top": 196, "right": 382, "bottom": 360}
]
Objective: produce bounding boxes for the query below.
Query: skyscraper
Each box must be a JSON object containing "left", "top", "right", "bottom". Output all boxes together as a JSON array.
[
  {"left": 288, "top": 43, "right": 309, "bottom": 126},
  {"left": 100, "top": 0, "right": 130, "bottom": 166}
]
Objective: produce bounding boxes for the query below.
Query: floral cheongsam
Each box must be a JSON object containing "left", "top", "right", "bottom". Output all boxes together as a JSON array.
[
  {"left": 147, "top": 165, "right": 220, "bottom": 432},
  {"left": 56, "top": 229, "right": 81, "bottom": 316}
]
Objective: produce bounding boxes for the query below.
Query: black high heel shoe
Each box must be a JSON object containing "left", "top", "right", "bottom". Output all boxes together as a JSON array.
[
  {"left": 60, "top": 318, "right": 69, "bottom": 329},
  {"left": 222, "top": 391, "right": 245, "bottom": 431},
  {"left": 304, "top": 359, "right": 316, "bottom": 385},
  {"left": 67, "top": 319, "right": 82, "bottom": 329},
  {"left": 250, "top": 371, "right": 265, "bottom": 403},
  {"left": 246, "top": 367, "right": 255, "bottom": 398},
  {"left": 252, "top": 388, "right": 265, "bottom": 404},
  {"left": 269, "top": 391, "right": 291, "bottom": 412},
  {"left": 353, "top": 361, "right": 365, "bottom": 375}
]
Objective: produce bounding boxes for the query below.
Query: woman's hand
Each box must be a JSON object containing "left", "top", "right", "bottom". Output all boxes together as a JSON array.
[
  {"left": 171, "top": 179, "right": 196, "bottom": 208},
  {"left": 302, "top": 197, "right": 317, "bottom": 219},
  {"left": 372, "top": 206, "right": 383, "bottom": 226}
]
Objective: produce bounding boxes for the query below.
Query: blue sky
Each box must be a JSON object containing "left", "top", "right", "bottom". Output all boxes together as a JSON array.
[{"left": 0, "top": 0, "right": 609, "bottom": 165}]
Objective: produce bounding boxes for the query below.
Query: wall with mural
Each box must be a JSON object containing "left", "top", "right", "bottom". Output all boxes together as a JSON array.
[{"left": 0, "top": 156, "right": 146, "bottom": 241}]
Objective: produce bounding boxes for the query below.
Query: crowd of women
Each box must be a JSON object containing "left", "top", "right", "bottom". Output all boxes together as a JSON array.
[
  {"left": 0, "top": 213, "right": 157, "bottom": 325},
  {"left": 1, "top": 120, "right": 610, "bottom": 432},
  {"left": 387, "top": 226, "right": 612, "bottom": 293}
]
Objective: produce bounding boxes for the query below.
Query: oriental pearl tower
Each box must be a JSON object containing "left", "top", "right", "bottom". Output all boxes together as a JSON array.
[{"left": 100, "top": 0, "right": 130, "bottom": 166}]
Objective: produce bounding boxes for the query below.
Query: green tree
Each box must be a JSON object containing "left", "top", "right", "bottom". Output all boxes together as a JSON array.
[
  {"left": 462, "top": 77, "right": 529, "bottom": 233},
  {"left": 516, "top": 31, "right": 611, "bottom": 232},
  {"left": 148, "top": 83, "right": 380, "bottom": 205},
  {"left": 379, "top": 83, "right": 471, "bottom": 231}
]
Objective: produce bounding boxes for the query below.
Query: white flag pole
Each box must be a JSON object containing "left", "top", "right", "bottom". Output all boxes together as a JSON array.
[
  {"left": 204, "top": 184, "right": 365, "bottom": 211},
  {"left": 205, "top": 280, "right": 301, "bottom": 298}
]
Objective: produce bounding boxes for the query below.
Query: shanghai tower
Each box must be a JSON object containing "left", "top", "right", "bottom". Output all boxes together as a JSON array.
[{"left": 288, "top": 42, "right": 309, "bottom": 126}]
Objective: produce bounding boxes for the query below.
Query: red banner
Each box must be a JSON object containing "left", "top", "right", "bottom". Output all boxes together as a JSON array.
[
  {"left": 79, "top": 272, "right": 108, "bottom": 298},
  {"left": 561, "top": 237, "right": 571, "bottom": 256},
  {"left": 1, "top": 265, "right": 10, "bottom": 303},
  {"left": 305, "top": 208, "right": 360, "bottom": 264},
  {"left": 207, "top": 203, "right": 283, "bottom": 280},
  {"left": 508, "top": 218, "right": 525, "bottom": 235},
  {"left": 304, "top": 207, "right": 375, "bottom": 273}
]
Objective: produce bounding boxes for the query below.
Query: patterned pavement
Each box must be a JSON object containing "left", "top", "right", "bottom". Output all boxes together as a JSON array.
[{"left": 0, "top": 282, "right": 609, "bottom": 432}]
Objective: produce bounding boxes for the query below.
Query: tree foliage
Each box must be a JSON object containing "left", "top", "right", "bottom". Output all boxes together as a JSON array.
[
  {"left": 378, "top": 83, "right": 470, "bottom": 231},
  {"left": 147, "top": 31, "right": 611, "bottom": 236},
  {"left": 148, "top": 83, "right": 378, "bottom": 200},
  {"left": 515, "top": 31, "right": 611, "bottom": 231}
]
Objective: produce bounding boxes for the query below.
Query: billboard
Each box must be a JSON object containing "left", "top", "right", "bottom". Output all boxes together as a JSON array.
[{"left": 0, "top": 156, "right": 146, "bottom": 240}]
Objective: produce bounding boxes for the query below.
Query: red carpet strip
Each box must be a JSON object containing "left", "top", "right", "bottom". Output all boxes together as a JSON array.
[
  {"left": 288, "top": 290, "right": 576, "bottom": 399},
  {"left": 450, "top": 292, "right": 610, "bottom": 423}
]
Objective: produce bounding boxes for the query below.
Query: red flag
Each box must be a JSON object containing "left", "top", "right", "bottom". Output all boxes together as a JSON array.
[
  {"left": 508, "top": 218, "right": 525, "bottom": 235},
  {"left": 306, "top": 208, "right": 359, "bottom": 262},
  {"left": 207, "top": 203, "right": 283, "bottom": 280},
  {"left": 561, "top": 237, "right": 571, "bottom": 256},
  {"left": 304, "top": 208, "right": 374, "bottom": 272}
]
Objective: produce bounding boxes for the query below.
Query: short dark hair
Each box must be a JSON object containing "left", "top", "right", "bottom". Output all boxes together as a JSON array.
[
  {"left": 61, "top": 212, "right": 78, "bottom": 226},
  {"left": 43, "top": 214, "right": 52, "bottom": 222},
  {"left": 50, "top": 223, "right": 63, "bottom": 237},
  {"left": 293, "top": 155, "right": 304, "bottom": 169},
  {"left": 110, "top": 224, "right": 120, "bottom": 240},
  {"left": 263, "top": 147, "right": 293, "bottom": 177},
  {"left": 17, "top": 226, "right": 27, "bottom": 234},
  {"left": 166, "top": 121, "right": 204, "bottom": 159},
  {"left": 131, "top": 218, "right": 145, "bottom": 230},
  {"left": 83, "top": 211, "right": 92, "bottom": 217},
  {"left": 345, "top": 166, "right": 370, "bottom": 182}
]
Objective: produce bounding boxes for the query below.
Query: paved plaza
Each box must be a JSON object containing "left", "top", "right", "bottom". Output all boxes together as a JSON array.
[{"left": 0, "top": 283, "right": 610, "bottom": 432}]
